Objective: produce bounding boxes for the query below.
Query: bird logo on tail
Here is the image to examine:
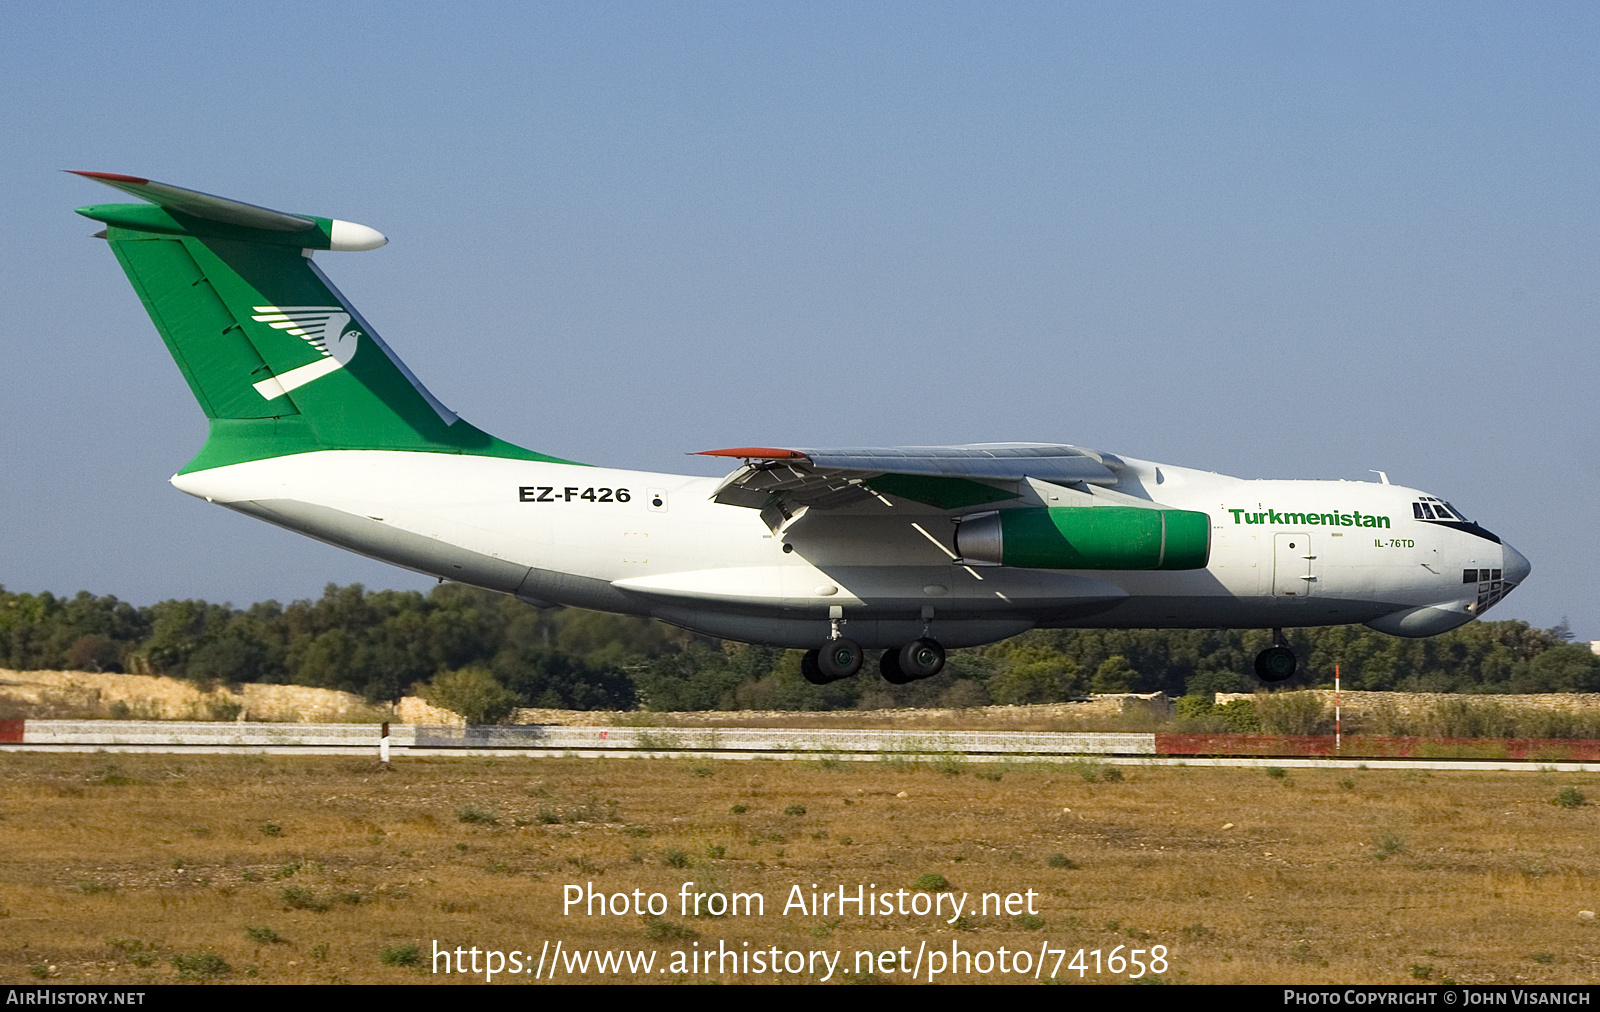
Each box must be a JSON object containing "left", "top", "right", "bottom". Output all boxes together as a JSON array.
[{"left": 248, "top": 305, "right": 363, "bottom": 399}]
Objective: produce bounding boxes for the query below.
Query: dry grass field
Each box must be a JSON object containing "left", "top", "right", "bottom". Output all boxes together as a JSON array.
[{"left": 0, "top": 751, "right": 1596, "bottom": 985}]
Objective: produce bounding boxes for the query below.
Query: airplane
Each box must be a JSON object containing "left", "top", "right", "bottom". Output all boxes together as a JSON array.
[{"left": 70, "top": 172, "right": 1531, "bottom": 687}]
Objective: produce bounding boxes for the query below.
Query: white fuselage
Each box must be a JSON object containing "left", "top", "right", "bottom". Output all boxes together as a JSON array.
[{"left": 172, "top": 450, "right": 1526, "bottom": 649}]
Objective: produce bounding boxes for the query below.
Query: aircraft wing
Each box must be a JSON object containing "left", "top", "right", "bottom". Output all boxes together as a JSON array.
[{"left": 696, "top": 443, "right": 1119, "bottom": 512}]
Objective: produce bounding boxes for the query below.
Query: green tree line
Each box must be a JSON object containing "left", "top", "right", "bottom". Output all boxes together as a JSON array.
[{"left": 1, "top": 583, "right": 1594, "bottom": 711}]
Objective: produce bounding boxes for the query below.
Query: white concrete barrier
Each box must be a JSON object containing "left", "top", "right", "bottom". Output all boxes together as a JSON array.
[{"left": 12, "top": 720, "right": 1155, "bottom": 756}]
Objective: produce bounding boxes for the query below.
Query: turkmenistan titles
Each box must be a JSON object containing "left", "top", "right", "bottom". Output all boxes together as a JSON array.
[{"left": 1227, "top": 508, "right": 1391, "bottom": 528}]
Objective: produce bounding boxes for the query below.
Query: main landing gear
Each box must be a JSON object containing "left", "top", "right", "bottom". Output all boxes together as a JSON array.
[
  {"left": 802, "top": 638, "right": 864, "bottom": 684},
  {"left": 880, "top": 639, "right": 946, "bottom": 684},
  {"left": 801, "top": 638, "right": 947, "bottom": 686},
  {"left": 1254, "top": 628, "right": 1298, "bottom": 683},
  {"left": 800, "top": 608, "right": 947, "bottom": 686}
]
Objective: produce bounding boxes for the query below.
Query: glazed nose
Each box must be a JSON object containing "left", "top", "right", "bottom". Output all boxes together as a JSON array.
[{"left": 1501, "top": 542, "right": 1531, "bottom": 588}]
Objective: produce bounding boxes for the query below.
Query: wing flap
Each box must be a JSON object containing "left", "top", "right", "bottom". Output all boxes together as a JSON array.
[
  {"left": 699, "top": 442, "right": 1118, "bottom": 511},
  {"left": 710, "top": 462, "right": 875, "bottom": 509}
]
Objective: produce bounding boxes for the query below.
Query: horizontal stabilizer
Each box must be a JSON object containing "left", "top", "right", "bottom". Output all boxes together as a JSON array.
[{"left": 70, "top": 171, "right": 386, "bottom": 251}]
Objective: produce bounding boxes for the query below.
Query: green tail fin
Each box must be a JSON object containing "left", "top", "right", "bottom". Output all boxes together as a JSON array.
[{"left": 74, "top": 172, "right": 577, "bottom": 473}]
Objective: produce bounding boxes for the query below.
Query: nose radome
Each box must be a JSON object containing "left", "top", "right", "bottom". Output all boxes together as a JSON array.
[{"left": 1502, "top": 542, "right": 1531, "bottom": 587}]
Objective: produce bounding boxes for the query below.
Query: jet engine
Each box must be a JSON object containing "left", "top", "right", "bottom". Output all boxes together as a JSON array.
[{"left": 954, "top": 506, "right": 1210, "bottom": 570}]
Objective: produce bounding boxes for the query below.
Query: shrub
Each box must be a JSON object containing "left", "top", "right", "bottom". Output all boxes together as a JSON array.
[
  {"left": 1175, "top": 694, "right": 1214, "bottom": 719},
  {"left": 913, "top": 873, "right": 949, "bottom": 891},
  {"left": 419, "top": 666, "right": 519, "bottom": 725},
  {"left": 662, "top": 848, "right": 689, "bottom": 869},
  {"left": 1071, "top": 759, "right": 1121, "bottom": 783},
  {"left": 244, "top": 926, "right": 283, "bottom": 945},
  {"left": 1047, "top": 854, "right": 1077, "bottom": 869},
  {"left": 207, "top": 700, "right": 243, "bottom": 721},
  {"left": 784, "top": 805, "right": 807, "bottom": 816},
  {"left": 1254, "top": 691, "right": 1331, "bottom": 735},
  {"left": 989, "top": 658, "right": 1082, "bottom": 704},
  {"left": 380, "top": 945, "right": 421, "bottom": 967},
  {"left": 1373, "top": 832, "right": 1407, "bottom": 861},
  {"left": 457, "top": 806, "right": 499, "bottom": 825},
  {"left": 171, "top": 951, "right": 229, "bottom": 980},
  {"left": 1418, "top": 697, "right": 1516, "bottom": 739},
  {"left": 280, "top": 886, "right": 329, "bottom": 912},
  {"left": 1553, "top": 787, "right": 1585, "bottom": 809},
  {"left": 1214, "top": 699, "right": 1261, "bottom": 732},
  {"left": 110, "top": 939, "right": 157, "bottom": 968}
]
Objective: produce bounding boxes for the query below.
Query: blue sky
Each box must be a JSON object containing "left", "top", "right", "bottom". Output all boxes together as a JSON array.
[{"left": 3, "top": 2, "right": 1595, "bottom": 637}]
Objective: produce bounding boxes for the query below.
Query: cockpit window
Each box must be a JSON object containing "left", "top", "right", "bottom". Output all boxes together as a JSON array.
[{"left": 1415, "top": 499, "right": 1469, "bottom": 522}]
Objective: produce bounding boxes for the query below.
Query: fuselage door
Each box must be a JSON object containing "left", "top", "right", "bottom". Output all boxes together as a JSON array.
[{"left": 1273, "top": 533, "right": 1315, "bottom": 597}]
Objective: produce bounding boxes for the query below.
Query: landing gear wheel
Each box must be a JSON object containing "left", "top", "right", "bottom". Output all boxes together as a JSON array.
[
  {"left": 898, "top": 638, "right": 946, "bottom": 680},
  {"left": 880, "top": 648, "right": 916, "bottom": 685},
  {"left": 801, "top": 650, "right": 830, "bottom": 686},
  {"left": 817, "top": 638, "right": 863, "bottom": 680},
  {"left": 1254, "top": 645, "right": 1297, "bottom": 683}
]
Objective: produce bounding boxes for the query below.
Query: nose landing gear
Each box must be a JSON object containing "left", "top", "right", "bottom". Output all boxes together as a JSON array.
[{"left": 1254, "top": 628, "right": 1298, "bottom": 683}]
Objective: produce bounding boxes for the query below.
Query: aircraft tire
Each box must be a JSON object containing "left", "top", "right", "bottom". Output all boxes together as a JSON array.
[
  {"left": 801, "top": 649, "right": 832, "bottom": 685},
  {"left": 898, "top": 638, "right": 946, "bottom": 680},
  {"left": 1254, "top": 645, "right": 1297, "bottom": 683},
  {"left": 818, "top": 638, "right": 864, "bottom": 680},
  {"left": 880, "top": 648, "right": 917, "bottom": 685}
]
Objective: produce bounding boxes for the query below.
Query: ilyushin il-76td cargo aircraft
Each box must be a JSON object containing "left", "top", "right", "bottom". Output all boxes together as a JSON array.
[{"left": 72, "top": 172, "right": 1531, "bottom": 686}]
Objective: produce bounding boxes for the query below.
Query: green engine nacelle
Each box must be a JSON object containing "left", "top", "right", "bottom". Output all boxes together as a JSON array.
[{"left": 954, "top": 506, "right": 1211, "bottom": 570}]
